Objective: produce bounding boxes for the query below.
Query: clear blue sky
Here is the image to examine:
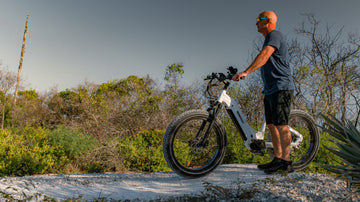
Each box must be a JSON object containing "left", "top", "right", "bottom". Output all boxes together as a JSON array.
[{"left": 0, "top": 0, "right": 359, "bottom": 92}]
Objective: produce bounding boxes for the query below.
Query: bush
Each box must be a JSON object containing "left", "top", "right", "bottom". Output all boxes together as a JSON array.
[
  {"left": 302, "top": 131, "right": 337, "bottom": 173},
  {"left": 0, "top": 126, "right": 97, "bottom": 176},
  {"left": 47, "top": 125, "right": 97, "bottom": 160},
  {"left": 119, "top": 130, "right": 169, "bottom": 172},
  {"left": 0, "top": 127, "right": 58, "bottom": 176},
  {"left": 223, "top": 129, "right": 271, "bottom": 165},
  {"left": 0, "top": 122, "right": 344, "bottom": 176},
  {"left": 81, "top": 140, "right": 125, "bottom": 173}
]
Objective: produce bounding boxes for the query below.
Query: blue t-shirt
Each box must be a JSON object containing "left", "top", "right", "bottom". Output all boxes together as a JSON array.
[{"left": 261, "top": 30, "right": 295, "bottom": 95}]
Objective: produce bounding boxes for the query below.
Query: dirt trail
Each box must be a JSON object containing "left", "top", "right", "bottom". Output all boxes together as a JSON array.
[
  {"left": 0, "top": 164, "right": 265, "bottom": 200},
  {"left": 0, "top": 164, "right": 355, "bottom": 201}
]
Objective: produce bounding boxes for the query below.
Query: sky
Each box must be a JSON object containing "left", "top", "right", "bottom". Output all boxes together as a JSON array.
[{"left": 0, "top": 0, "right": 360, "bottom": 92}]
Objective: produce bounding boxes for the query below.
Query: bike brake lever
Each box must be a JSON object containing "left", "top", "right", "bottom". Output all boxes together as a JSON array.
[{"left": 204, "top": 73, "right": 216, "bottom": 80}]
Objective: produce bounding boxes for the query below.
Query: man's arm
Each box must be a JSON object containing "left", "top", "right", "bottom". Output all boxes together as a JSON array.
[{"left": 232, "top": 45, "right": 276, "bottom": 81}]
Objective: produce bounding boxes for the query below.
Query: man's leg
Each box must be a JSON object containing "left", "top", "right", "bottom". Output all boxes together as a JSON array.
[
  {"left": 267, "top": 124, "right": 282, "bottom": 158},
  {"left": 259, "top": 90, "right": 293, "bottom": 172},
  {"left": 263, "top": 124, "right": 293, "bottom": 174},
  {"left": 262, "top": 90, "right": 293, "bottom": 174},
  {"left": 257, "top": 124, "right": 282, "bottom": 170},
  {"left": 277, "top": 125, "right": 291, "bottom": 161},
  {"left": 258, "top": 93, "right": 284, "bottom": 170}
]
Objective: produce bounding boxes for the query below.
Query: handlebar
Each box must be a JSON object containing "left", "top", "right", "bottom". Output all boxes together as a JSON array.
[
  {"left": 205, "top": 66, "right": 244, "bottom": 100},
  {"left": 204, "top": 66, "right": 244, "bottom": 82}
]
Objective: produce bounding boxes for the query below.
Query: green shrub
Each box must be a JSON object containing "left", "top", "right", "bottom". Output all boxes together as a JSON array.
[
  {"left": 223, "top": 129, "right": 271, "bottom": 165},
  {"left": 119, "top": 130, "right": 169, "bottom": 172},
  {"left": 82, "top": 161, "right": 104, "bottom": 173},
  {"left": 302, "top": 131, "right": 337, "bottom": 173},
  {"left": 47, "top": 125, "right": 97, "bottom": 160},
  {"left": 0, "top": 127, "right": 58, "bottom": 176},
  {"left": 0, "top": 126, "right": 97, "bottom": 176}
]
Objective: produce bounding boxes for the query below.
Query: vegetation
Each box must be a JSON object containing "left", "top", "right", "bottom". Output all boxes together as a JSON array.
[
  {"left": 0, "top": 14, "right": 357, "bottom": 177},
  {"left": 321, "top": 115, "right": 360, "bottom": 190},
  {"left": 119, "top": 129, "right": 168, "bottom": 172},
  {"left": 0, "top": 126, "right": 95, "bottom": 176}
]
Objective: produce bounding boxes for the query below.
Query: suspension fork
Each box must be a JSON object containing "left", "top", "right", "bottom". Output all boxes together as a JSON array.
[{"left": 195, "top": 104, "right": 222, "bottom": 147}]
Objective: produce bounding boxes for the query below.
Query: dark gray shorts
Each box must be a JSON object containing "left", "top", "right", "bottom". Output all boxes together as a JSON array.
[{"left": 264, "top": 90, "right": 293, "bottom": 126}]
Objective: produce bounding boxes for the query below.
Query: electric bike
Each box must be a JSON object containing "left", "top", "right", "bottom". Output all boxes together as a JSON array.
[{"left": 163, "top": 67, "right": 320, "bottom": 178}]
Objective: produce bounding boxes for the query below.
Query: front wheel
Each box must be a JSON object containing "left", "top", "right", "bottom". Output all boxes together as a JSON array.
[
  {"left": 163, "top": 109, "right": 227, "bottom": 178},
  {"left": 267, "top": 110, "right": 320, "bottom": 170}
]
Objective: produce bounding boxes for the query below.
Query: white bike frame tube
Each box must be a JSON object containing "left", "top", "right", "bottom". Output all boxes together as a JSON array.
[
  {"left": 217, "top": 81, "right": 304, "bottom": 150},
  {"left": 217, "top": 88, "right": 258, "bottom": 150}
]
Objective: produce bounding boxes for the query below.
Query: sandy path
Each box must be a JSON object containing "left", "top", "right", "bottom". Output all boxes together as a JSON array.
[
  {"left": 0, "top": 164, "right": 355, "bottom": 201},
  {"left": 0, "top": 164, "right": 264, "bottom": 200}
]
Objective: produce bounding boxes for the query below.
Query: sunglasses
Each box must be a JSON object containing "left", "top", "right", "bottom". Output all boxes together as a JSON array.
[{"left": 256, "top": 17, "right": 268, "bottom": 23}]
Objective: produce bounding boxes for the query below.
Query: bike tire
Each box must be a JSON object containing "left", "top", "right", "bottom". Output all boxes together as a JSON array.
[
  {"left": 163, "top": 109, "right": 227, "bottom": 178},
  {"left": 267, "top": 110, "right": 320, "bottom": 170}
]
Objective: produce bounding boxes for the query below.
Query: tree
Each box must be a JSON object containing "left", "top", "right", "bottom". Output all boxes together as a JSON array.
[
  {"left": 163, "top": 63, "right": 205, "bottom": 116},
  {"left": 13, "top": 14, "right": 29, "bottom": 126},
  {"left": 0, "top": 68, "right": 17, "bottom": 129},
  {"left": 291, "top": 13, "right": 360, "bottom": 122},
  {"left": 164, "top": 63, "right": 184, "bottom": 91},
  {"left": 12, "top": 89, "right": 50, "bottom": 128}
]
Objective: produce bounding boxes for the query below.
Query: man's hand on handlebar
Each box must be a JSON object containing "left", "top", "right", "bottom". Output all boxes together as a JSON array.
[{"left": 232, "top": 72, "right": 248, "bottom": 81}]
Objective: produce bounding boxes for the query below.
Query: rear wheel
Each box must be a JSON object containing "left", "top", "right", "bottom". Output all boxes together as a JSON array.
[
  {"left": 163, "top": 109, "right": 227, "bottom": 178},
  {"left": 267, "top": 110, "right": 320, "bottom": 170}
]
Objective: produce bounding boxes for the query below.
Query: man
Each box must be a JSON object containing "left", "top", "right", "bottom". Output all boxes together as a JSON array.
[{"left": 232, "top": 11, "right": 295, "bottom": 174}]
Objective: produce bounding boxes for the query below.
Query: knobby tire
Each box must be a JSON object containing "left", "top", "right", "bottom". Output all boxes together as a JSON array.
[
  {"left": 267, "top": 110, "right": 320, "bottom": 170},
  {"left": 163, "top": 109, "right": 227, "bottom": 178}
]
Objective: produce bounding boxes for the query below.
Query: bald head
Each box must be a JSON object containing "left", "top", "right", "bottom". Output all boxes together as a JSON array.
[
  {"left": 259, "top": 11, "right": 277, "bottom": 26},
  {"left": 257, "top": 11, "right": 277, "bottom": 36}
]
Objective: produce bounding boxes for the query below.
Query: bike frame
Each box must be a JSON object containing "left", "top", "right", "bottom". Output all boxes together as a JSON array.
[{"left": 216, "top": 81, "right": 303, "bottom": 151}]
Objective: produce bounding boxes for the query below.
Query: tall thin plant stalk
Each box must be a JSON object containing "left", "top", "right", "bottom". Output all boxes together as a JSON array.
[{"left": 12, "top": 14, "right": 29, "bottom": 126}]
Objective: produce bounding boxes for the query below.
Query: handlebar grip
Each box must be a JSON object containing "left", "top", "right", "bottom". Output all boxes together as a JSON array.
[{"left": 232, "top": 76, "right": 245, "bottom": 81}]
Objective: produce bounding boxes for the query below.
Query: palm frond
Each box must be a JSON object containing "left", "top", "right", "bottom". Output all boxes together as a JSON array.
[{"left": 321, "top": 114, "right": 360, "bottom": 188}]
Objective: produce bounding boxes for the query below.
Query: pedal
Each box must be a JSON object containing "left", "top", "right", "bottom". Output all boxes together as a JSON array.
[{"left": 249, "top": 140, "right": 266, "bottom": 151}]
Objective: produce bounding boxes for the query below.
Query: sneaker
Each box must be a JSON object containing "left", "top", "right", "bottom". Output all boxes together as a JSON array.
[
  {"left": 264, "top": 159, "right": 294, "bottom": 174},
  {"left": 257, "top": 157, "right": 282, "bottom": 170}
]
